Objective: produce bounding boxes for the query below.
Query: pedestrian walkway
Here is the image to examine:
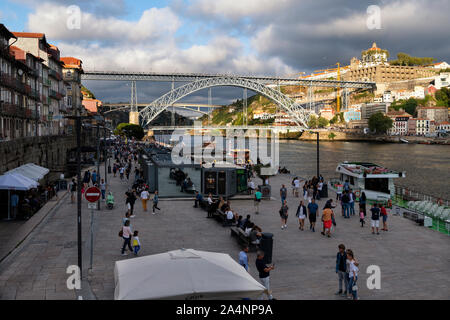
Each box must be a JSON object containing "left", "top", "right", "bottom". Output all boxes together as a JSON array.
[{"left": 0, "top": 166, "right": 449, "bottom": 300}]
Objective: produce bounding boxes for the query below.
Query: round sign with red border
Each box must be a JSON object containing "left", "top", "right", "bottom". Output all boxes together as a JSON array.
[{"left": 85, "top": 187, "right": 101, "bottom": 203}]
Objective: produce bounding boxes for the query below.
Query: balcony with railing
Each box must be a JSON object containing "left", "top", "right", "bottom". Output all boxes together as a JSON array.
[
  {"left": 42, "top": 77, "right": 51, "bottom": 86},
  {"left": 0, "top": 101, "right": 26, "bottom": 118},
  {"left": 48, "top": 69, "right": 62, "bottom": 81},
  {"left": 49, "top": 89, "right": 63, "bottom": 100}
]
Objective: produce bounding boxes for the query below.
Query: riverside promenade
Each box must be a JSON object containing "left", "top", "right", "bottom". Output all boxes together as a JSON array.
[{"left": 0, "top": 164, "right": 449, "bottom": 300}]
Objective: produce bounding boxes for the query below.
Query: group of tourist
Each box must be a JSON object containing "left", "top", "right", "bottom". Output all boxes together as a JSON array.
[
  {"left": 301, "top": 175, "right": 324, "bottom": 201},
  {"left": 335, "top": 244, "right": 359, "bottom": 300}
]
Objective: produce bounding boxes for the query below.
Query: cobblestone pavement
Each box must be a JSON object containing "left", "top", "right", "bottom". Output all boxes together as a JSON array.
[{"left": 0, "top": 164, "right": 449, "bottom": 300}]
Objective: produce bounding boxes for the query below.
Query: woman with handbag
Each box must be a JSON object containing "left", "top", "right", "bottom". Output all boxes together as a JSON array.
[
  {"left": 347, "top": 250, "right": 359, "bottom": 300},
  {"left": 296, "top": 201, "right": 307, "bottom": 230},
  {"left": 121, "top": 220, "right": 133, "bottom": 256}
]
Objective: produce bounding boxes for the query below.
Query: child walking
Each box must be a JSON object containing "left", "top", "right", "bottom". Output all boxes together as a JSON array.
[
  {"left": 152, "top": 190, "right": 161, "bottom": 214},
  {"left": 359, "top": 209, "right": 365, "bottom": 227},
  {"left": 132, "top": 231, "right": 141, "bottom": 255}
]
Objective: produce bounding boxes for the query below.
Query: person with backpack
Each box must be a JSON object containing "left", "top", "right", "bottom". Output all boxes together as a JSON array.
[
  {"left": 341, "top": 191, "right": 350, "bottom": 219},
  {"left": 370, "top": 203, "right": 381, "bottom": 235}
]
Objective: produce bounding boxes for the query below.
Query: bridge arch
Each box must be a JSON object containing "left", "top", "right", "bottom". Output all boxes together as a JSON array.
[{"left": 139, "top": 77, "right": 311, "bottom": 129}]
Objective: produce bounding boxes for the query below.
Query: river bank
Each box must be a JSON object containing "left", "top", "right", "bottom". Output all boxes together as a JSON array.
[{"left": 289, "top": 131, "right": 450, "bottom": 144}]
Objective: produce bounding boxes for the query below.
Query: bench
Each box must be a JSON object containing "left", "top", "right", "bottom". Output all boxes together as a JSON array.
[{"left": 230, "top": 227, "right": 258, "bottom": 251}]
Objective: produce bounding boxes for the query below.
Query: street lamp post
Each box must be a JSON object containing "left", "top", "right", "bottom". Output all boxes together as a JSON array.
[
  {"left": 64, "top": 113, "right": 93, "bottom": 279},
  {"left": 310, "top": 131, "right": 320, "bottom": 178}
]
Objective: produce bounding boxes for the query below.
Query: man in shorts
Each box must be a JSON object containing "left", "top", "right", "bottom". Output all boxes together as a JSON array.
[
  {"left": 307, "top": 198, "right": 319, "bottom": 232},
  {"left": 370, "top": 203, "right": 381, "bottom": 235}
]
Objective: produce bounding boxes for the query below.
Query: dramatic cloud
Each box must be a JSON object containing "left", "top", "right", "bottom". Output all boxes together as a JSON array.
[{"left": 15, "top": 0, "right": 450, "bottom": 104}]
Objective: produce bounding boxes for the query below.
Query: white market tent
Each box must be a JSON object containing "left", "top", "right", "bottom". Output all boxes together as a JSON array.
[
  {"left": 114, "top": 249, "right": 266, "bottom": 300},
  {"left": 0, "top": 173, "right": 39, "bottom": 220},
  {"left": 5, "top": 163, "right": 49, "bottom": 182}
]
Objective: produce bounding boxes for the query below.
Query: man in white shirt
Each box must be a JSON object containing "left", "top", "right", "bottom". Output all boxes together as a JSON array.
[
  {"left": 248, "top": 180, "right": 255, "bottom": 194},
  {"left": 140, "top": 189, "right": 150, "bottom": 212},
  {"left": 293, "top": 178, "right": 300, "bottom": 197},
  {"left": 226, "top": 209, "right": 235, "bottom": 225}
]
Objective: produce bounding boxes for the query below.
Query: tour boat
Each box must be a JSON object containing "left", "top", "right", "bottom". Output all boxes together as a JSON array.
[
  {"left": 400, "top": 138, "right": 409, "bottom": 143},
  {"left": 329, "top": 162, "right": 406, "bottom": 201}
]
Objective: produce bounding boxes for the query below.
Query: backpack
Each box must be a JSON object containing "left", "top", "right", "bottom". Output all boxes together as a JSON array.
[{"left": 118, "top": 230, "right": 123, "bottom": 237}]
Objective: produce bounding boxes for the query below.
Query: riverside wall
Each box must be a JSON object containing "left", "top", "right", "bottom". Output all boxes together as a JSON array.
[
  {"left": 298, "top": 131, "right": 450, "bottom": 144},
  {"left": 0, "top": 131, "right": 95, "bottom": 180}
]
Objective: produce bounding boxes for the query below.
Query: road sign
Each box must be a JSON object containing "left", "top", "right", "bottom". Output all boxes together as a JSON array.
[
  {"left": 88, "top": 202, "right": 97, "bottom": 210},
  {"left": 85, "top": 187, "right": 101, "bottom": 203}
]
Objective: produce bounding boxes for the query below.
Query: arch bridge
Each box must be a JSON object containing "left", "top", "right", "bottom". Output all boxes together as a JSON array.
[{"left": 139, "top": 77, "right": 313, "bottom": 129}]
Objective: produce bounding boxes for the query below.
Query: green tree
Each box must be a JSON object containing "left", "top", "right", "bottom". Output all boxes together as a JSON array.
[
  {"left": 318, "top": 116, "right": 329, "bottom": 128},
  {"left": 328, "top": 132, "right": 336, "bottom": 140},
  {"left": 114, "top": 123, "right": 145, "bottom": 140},
  {"left": 81, "top": 85, "right": 96, "bottom": 99},
  {"left": 368, "top": 112, "right": 393, "bottom": 134},
  {"left": 435, "top": 88, "right": 450, "bottom": 107},
  {"left": 308, "top": 115, "right": 318, "bottom": 128},
  {"left": 390, "top": 53, "right": 435, "bottom": 66}
]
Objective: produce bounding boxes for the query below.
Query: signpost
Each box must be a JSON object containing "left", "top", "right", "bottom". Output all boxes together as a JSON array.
[{"left": 85, "top": 187, "right": 100, "bottom": 270}]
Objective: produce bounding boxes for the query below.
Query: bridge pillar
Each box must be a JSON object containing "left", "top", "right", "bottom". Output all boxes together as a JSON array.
[{"left": 129, "top": 111, "right": 140, "bottom": 125}]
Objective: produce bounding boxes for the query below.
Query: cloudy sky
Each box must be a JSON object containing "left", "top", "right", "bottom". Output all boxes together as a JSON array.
[{"left": 2, "top": 0, "right": 449, "bottom": 105}]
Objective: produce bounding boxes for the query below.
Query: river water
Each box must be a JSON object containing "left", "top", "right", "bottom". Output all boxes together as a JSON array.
[
  {"left": 153, "top": 135, "right": 450, "bottom": 200},
  {"left": 278, "top": 141, "right": 450, "bottom": 200}
]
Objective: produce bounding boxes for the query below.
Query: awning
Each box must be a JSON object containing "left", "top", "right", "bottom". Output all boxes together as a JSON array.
[
  {"left": 114, "top": 249, "right": 266, "bottom": 300},
  {"left": 5, "top": 163, "right": 49, "bottom": 182},
  {"left": 0, "top": 173, "right": 38, "bottom": 190}
]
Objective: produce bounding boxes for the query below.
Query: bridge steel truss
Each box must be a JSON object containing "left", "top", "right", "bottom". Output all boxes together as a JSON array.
[
  {"left": 139, "top": 77, "right": 313, "bottom": 129},
  {"left": 82, "top": 71, "right": 376, "bottom": 89}
]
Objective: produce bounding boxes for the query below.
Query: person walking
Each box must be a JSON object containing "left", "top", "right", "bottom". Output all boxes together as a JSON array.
[
  {"left": 113, "top": 164, "right": 117, "bottom": 177},
  {"left": 347, "top": 250, "right": 359, "bottom": 300},
  {"left": 10, "top": 192, "right": 19, "bottom": 220},
  {"left": 152, "top": 190, "right": 161, "bottom": 214},
  {"left": 119, "top": 166, "right": 124, "bottom": 180},
  {"left": 280, "top": 185, "right": 287, "bottom": 205},
  {"left": 348, "top": 189, "right": 355, "bottom": 216},
  {"left": 121, "top": 220, "right": 133, "bottom": 256},
  {"left": 140, "top": 188, "right": 150, "bottom": 212},
  {"left": 307, "top": 184, "right": 314, "bottom": 203},
  {"left": 83, "top": 170, "right": 91, "bottom": 188},
  {"left": 341, "top": 191, "right": 350, "bottom": 218},
  {"left": 132, "top": 231, "right": 141, "bottom": 256},
  {"left": 91, "top": 170, "right": 97, "bottom": 186},
  {"left": 69, "top": 179, "right": 76, "bottom": 204},
  {"left": 307, "top": 198, "right": 319, "bottom": 232},
  {"left": 239, "top": 246, "right": 249, "bottom": 271},
  {"left": 296, "top": 200, "right": 307, "bottom": 230},
  {"left": 127, "top": 190, "right": 137, "bottom": 217},
  {"left": 380, "top": 204, "right": 388, "bottom": 231},
  {"left": 359, "top": 192, "right": 367, "bottom": 217},
  {"left": 321, "top": 204, "right": 334, "bottom": 238},
  {"left": 370, "top": 203, "right": 381, "bottom": 235},
  {"left": 100, "top": 179, "right": 106, "bottom": 201},
  {"left": 255, "top": 251, "right": 275, "bottom": 300},
  {"left": 279, "top": 200, "right": 289, "bottom": 230},
  {"left": 254, "top": 189, "right": 262, "bottom": 214},
  {"left": 335, "top": 244, "right": 349, "bottom": 297}
]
